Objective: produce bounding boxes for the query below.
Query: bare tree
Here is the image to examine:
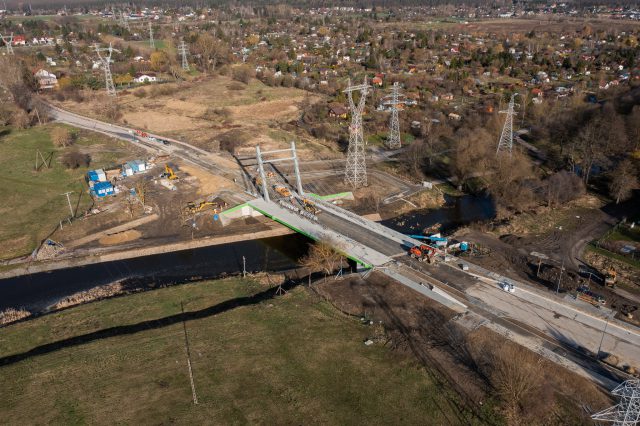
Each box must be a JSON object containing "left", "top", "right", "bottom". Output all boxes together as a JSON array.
[
  {"left": 483, "top": 344, "right": 544, "bottom": 425},
  {"left": 51, "top": 127, "right": 74, "bottom": 147},
  {"left": 194, "top": 33, "right": 229, "bottom": 73},
  {"left": 299, "top": 239, "right": 345, "bottom": 284},
  {"left": 609, "top": 159, "right": 638, "bottom": 204}
]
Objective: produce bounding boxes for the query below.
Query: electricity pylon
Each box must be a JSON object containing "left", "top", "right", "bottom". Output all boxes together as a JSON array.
[
  {"left": 120, "top": 12, "right": 130, "bottom": 31},
  {"left": 148, "top": 21, "right": 155, "bottom": 49},
  {"left": 383, "top": 81, "right": 405, "bottom": 149},
  {"left": 94, "top": 43, "right": 120, "bottom": 97},
  {"left": 344, "top": 77, "right": 370, "bottom": 188},
  {"left": 178, "top": 39, "right": 189, "bottom": 71},
  {"left": 0, "top": 32, "right": 14, "bottom": 55},
  {"left": 591, "top": 379, "right": 640, "bottom": 426},
  {"left": 496, "top": 93, "right": 518, "bottom": 156}
]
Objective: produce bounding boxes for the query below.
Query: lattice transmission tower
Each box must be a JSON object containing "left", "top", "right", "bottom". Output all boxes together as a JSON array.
[
  {"left": 148, "top": 21, "right": 155, "bottom": 49},
  {"left": 120, "top": 12, "right": 130, "bottom": 31},
  {"left": 383, "top": 81, "right": 405, "bottom": 149},
  {"left": 344, "top": 77, "right": 370, "bottom": 188},
  {"left": 0, "top": 32, "right": 14, "bottom": 55},
  {"left": 591, "top": 379, "right": 640, "bottom": 426},
  {"left": 94, "top": 43, "right": 120, "bottom": 97},
  {"left": 178, "top": 39, "right": 190, "bottom": 71},
  {"left": 496, "top": 93, "right": 518, "bottom": 155}
]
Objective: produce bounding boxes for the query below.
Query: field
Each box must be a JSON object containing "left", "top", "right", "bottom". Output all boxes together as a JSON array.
[
  {"left": 54, "top": 75, "right": 339, "bottom": 161},
  {"left": 0, "top": 125, "right": 145, "bottom": 261},
  {"left": 0, "top": 277, "right": 467, "bottom": 425}
]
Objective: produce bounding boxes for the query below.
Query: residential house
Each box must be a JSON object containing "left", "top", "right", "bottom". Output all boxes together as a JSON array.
[
  {"left": 328, "top": 103, "right": 348, "bottom": 119},
  {"left": 34, "top": 69, "right": 58, "bottom": 90},
  {"left": 134, "top": 73, "right": 157, "bottom": 83}
]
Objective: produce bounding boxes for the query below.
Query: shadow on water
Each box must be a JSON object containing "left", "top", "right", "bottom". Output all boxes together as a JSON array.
[
  {"left": 382, "top": 194, "right": 496, "bottom": 235},
  {"left": 0, "top": 234, "right": 311, "bottom": 312}
]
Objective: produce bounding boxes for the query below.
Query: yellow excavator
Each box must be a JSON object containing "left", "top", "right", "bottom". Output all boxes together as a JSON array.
[
  {"left": 164, "top": 164, "right": 178, "bottom": 180},
  {"left": 183, "top": 200, "right": 228, "bottom": 215}
]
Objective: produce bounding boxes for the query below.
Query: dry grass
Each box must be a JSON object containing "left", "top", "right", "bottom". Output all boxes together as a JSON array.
[
  {"left": 0, "top": 277, "right": 465, "bottom": 424},
  {"left": 53, "top": 282, "right": 125, "bottom": 310},
  {"left": 0, "top": 308, "right": 31, "bottom": 326}
]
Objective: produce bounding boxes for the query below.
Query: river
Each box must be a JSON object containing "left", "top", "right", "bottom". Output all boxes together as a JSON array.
[
  {"left": 0, "top": 235, "right": 311, "bottom": 312},
  {"left": 0, "top": 194, "right": 496, "bottom": 313}
]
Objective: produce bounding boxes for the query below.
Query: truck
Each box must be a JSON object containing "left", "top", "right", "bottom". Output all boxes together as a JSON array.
[
  {"left": 408, "top": 244, "right": 437, "bottom": 263},
  {"left": 604, "top": 267, "right": 617, "bottom": 288}
]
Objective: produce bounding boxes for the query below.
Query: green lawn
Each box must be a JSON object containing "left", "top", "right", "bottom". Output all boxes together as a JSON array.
[
  {"left": 0, "top": 278, "right": 470, "bottom": 425},
  {"left": 0, "top": 125, "right": 136, "bottom": 260}
]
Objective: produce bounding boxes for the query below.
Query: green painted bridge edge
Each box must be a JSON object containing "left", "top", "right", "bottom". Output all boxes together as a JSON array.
[
  {"left": 246, "top": 203, "right": 373, "bottom": 269},
  {"left": 220, "top": 202, "right": 248, "bottom": 216},
  {"left": 306, "top": 192, "right": 352, "bottom": 200}
]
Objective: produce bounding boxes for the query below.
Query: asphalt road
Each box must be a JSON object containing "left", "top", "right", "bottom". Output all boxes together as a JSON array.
[{"left": 47, "top": 104, "right": 244, "bottom": 185}]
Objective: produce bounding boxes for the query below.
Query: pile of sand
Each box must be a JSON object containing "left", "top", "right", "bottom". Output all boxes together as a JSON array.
[{"left": 99, "top": 230, "right": 142, "bottom": 245}]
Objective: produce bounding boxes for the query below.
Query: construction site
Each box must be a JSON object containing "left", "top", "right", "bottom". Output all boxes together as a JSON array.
[{"left": 1, "top": 49, "right": 640, "bottom": 426}]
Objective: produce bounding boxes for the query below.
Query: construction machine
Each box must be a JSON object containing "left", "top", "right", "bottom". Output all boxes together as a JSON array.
[
  {"left": 409, "top": 244, "right": 437, "bottom": 263},
  {"left": 604, "top": 267, "right": 617, "bottom": 288},
  {"left": 301, "top": 198, "right": 321, "bottom": 214},
  {"left": 274, "top": 184, "right": 292, "bottom": 198},
  {"left": 576, "top": 286, "right": 606, "bottom": 306},
  {"left": 184, "top": 200, "right": 228, "bottom": 215},
  {"left": 161, "top": 164, "right": 178, "bottom": 180}
]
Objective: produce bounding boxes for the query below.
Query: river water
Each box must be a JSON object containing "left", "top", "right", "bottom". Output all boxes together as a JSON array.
[
  {"left": 0, "top": 194, "right": 496, "bottom": 313},
  {"left": 0, "top": 235, "right": 311, "bottom": 312}
]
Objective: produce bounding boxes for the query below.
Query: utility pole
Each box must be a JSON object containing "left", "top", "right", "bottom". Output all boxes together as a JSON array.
[
  {"left": 383, "top": 81, "right": 404, "bottom": 150},
  {"left": 343, "top": 77, "right": 370, "bottom": 188},
  {"left": 591, "top": 379, "right": 640, "bottom": 425},
  {"left": 596, "top": 312, "right": 612, "bottom": 359},
  {"left": 94, "top": 43, "right": 120, "bottom": 97},
  {"left": 556, "top": 259, "right": 564, "bottom": 294},
  {"left": 0, "top": 32, "right": 14, "bottom": 55},
  {"left": 496, "top": 93, "right": 518, "bottom": 156},
  {"left": 61, "top": 191, "right": 74, "bottom": 218},
  {"left": 178, "top": 38, "right": 189, "bottom": 71},
  {"left": 148, "top": 21, "right": 155, "bottom": 49}
]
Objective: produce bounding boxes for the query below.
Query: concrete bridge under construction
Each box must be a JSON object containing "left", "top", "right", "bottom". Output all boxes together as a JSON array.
[{"left": 238, "top": 142, "right": 467, "bottom": 311}]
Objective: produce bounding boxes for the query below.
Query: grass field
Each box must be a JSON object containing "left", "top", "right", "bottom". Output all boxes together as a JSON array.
[
  {"left": 0, "top": 277, "right": 469, "bottom": 424},
  {"left": 0, "top": 125, "right": 141, "bottom": 260}
]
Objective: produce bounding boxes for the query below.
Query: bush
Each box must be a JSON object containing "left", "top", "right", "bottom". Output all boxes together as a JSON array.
[
  {"left": 227, "top": 81, "right": 246, "bottom": 91},
  {"left": 62, "top": 150, "right": 91, "bottom": 169},
  {"left": 202, "top": 107, "right": 231, "bottom": 121},
  {"left": 51, "top": 127, "right": 74, "bottom": 147},
  {"left": 232, "top": 65, "right": 253, "bottom": 84},
  {"left": 12, "top": 109, "right": 32, "bottom": 129},
  {"left": 133, "top": 88, "right": 147, "bottom": 98}
]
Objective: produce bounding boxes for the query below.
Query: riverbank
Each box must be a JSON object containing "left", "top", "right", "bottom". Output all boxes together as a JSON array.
[{"left": 0, "top": 226, "right": 297, "bottom": 280}]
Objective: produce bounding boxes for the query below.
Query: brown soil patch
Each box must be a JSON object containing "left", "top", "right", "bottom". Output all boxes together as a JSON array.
[
  {"left": 99, "top": 230, "right": 142, "bottom": 246},
  {"left": 179, "top": 164, "right": 237, "bottom": 194},
  {"left": 230, "top": 99, "right": 300, "bottom": 121},
  {"left": 124, "top": 111, "right": 199, "bottom": 133}
]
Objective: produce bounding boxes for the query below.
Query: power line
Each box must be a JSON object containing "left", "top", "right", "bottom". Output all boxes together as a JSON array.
[
  {"left": 148, "top": 21, "right": 155, "bottom": 49},
  {"left": 0, "top": 32, "right": 14, "bottom": 55},
  {"left": 382, "top": 81, "right": 405, "bottom": 150},
  {"left": 591, "top": 379, "right": 640, "bottom": 425},
  {"left": 496, "top": 93, "right": 518, "bottom": 156},
  {"left": 343, "top": 77, "right": 370, "bottom": 188},
  {"left": 94, "top": 43, "right": 120, "bottom": 97},
  {"left": 178, "top": 38, "right": 189, "bottom": 71}
]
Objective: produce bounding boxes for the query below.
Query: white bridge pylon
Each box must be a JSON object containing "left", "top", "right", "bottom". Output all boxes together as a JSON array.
[{"left": 255, "top": 141, "right": 303, "bottom": 203}]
